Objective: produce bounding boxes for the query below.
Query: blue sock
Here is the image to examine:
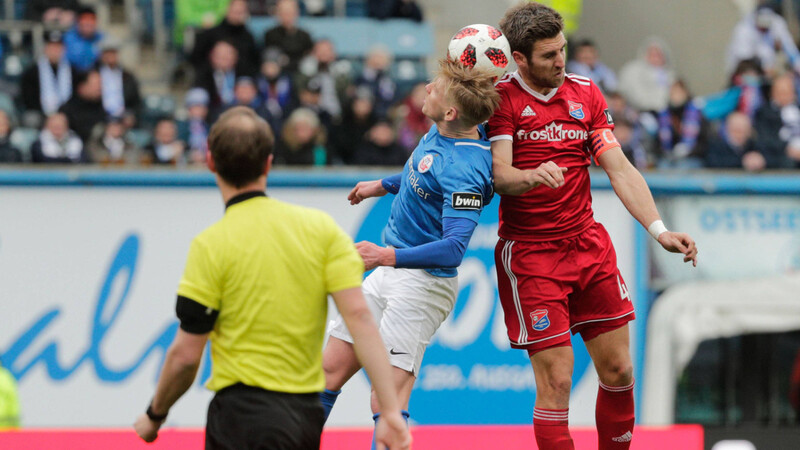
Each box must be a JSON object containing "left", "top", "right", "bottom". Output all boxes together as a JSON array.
[
  {"left": 370, "top": 410, "right": 410, "bottom": 450},
  {"left": 319, "top": 388, "right": 341, "bottom": 423}
]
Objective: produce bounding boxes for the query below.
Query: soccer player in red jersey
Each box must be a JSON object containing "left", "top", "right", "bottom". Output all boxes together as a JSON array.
[{"left": 488, "top": 3, "right": 698, "bottom": 449}]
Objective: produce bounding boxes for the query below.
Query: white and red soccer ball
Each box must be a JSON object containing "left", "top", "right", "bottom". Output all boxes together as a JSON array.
[{"left": 447, "top": 23, "right": 512, "bottom": 81}]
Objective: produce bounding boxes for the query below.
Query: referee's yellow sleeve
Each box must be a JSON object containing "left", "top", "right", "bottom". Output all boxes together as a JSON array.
[
  {"left": 323, "top": 217, "right": 364, "bottom": 293},
  {"left": 177, "top": 236, "right": 222, "bottom": 310}
]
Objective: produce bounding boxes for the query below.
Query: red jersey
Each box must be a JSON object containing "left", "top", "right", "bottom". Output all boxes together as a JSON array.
[{"left": 488, "top": 71, "right": 615, "bottom": 242}]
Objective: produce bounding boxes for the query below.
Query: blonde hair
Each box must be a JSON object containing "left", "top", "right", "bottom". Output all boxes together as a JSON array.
[
  {"left": 281, "top": 107, "right": 325, "bottom": 149},
  {"left": 437, "top": 59, "right": 501, "bottom": 126}
]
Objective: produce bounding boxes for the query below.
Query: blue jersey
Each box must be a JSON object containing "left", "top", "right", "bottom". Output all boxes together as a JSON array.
[{"left": 384, "top": 124, "right": 494, "bottom": 277}]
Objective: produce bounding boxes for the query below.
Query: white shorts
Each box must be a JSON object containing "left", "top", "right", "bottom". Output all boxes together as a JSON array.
[{"left": 328, "top": 266, "right": 458, "bottom": 375}]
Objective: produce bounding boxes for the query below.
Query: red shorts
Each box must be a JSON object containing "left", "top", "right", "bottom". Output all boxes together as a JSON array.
[{"left": 494, "top": 222, "right": 635, "bottom": 353}]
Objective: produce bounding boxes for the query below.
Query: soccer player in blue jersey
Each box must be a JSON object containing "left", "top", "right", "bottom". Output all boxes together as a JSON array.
[{"left": 320, "top": 59, "right": 501, "bottom": 444}]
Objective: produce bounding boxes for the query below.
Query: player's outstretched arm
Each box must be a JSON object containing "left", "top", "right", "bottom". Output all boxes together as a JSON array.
[
  {"left": 597, "top": 147, "right": 698, "bottom": 266},
  {"left": 348, "top": 180, "right": 388, "bottom": 205},
  {"left": 331, "top": 287, "right": 412, "bottom": 450},
  {"left": 134, "top": 329, "right": 208, "bottom": 442},
  {"left": 491, "top": 139, "right": 567, "bottom": 195}
]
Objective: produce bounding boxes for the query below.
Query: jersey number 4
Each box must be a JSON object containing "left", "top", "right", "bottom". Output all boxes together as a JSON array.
[{"left": 617, "top": 275, "right": 630, "bottom": 302}]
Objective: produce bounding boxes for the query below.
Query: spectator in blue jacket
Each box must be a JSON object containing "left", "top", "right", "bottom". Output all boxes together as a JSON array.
[{"left": 63, "top": 6, "right": 104, "bottom": 71}]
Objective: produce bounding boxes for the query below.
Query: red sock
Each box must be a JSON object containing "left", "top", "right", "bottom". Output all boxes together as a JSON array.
[
  {"left": 596, "top": 380, "right": 635, "bottom": 450},
  {"left": 533, "top": 408, "right": 574, "bottom": 450}
]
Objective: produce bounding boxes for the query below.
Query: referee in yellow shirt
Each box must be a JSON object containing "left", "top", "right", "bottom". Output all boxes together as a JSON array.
[{"left": 134, "top": 107, "right": 411, "bottom": 450}]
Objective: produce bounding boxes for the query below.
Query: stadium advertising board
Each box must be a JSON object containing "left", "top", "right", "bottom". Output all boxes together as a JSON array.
[
  {"left": 0, "top": 186, "right": 636, "bottom": 427},
  {"left": 652, "top": 196, "right": 800, "bottom": 284}
]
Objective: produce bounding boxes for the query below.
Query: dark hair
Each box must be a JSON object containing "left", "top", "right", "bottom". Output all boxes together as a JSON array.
[
  {"left": 77, "top": 6, "right": 97, "bottom": 17},
  {"left": 499, "top": 2, "right": 564, "bottom": 59},
  {"left": 74, "top": 69, "right": 98, "bottom": 87},
  {"left": 574, "top": 38, "right": 595, "bottom": 50},
  {"left": 208, "top": 107, "right": 274, "bottom": 188}
]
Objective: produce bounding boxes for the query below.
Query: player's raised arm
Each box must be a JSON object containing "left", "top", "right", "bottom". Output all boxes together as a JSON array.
[
  {"left": 491, "top": 139, "right": 567, "bottom": 195},
  {"left": 597, "top": 146, "right": 698, "bottom": 266}
]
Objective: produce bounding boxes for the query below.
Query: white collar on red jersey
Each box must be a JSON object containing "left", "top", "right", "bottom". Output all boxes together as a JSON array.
[{"left": 508, "top": 71, "right": 559, "bottom": 103}]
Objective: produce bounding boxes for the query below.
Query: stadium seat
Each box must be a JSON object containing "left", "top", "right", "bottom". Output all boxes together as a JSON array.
[
  {"left": 140, "top": 94, "right": 177, "bottom": 130},
  {"left": 247, "top": 17, "right": 433, "bottom": 59},
  {"left": 10, "top": 127, "right": 38, "bottom": 162},
  {"left": 127, "top": 128, "right": 153, "bottom": 149}
]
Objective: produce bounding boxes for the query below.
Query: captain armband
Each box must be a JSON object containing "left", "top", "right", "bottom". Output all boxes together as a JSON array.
[{"left": 589, "top": 129, "right": 620, "bottom": 158}]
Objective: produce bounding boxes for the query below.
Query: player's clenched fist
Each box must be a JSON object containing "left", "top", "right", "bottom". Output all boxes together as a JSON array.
[
  {"left": 348, "top": 180, "right": 388, "bottom": 205},
  {"left": 134, "top": 414, "right": 162, "bottom": 443},
  {"left": 355, "top": 241, "right": 396, "bottom": 271},
  {"left": 528, "top": 161, "right": 568, "bottom": 189}
]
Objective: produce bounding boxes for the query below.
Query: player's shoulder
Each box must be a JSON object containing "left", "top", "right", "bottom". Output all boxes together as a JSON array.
[
  {"left": 279, "top": 199, "right": 335, "bottom": 226},
  {"left": 494, "top": 72, "right": 520, "bottom": 95},
  {"left": 563, "top": 73, "right": 600, "bottom": 95}
]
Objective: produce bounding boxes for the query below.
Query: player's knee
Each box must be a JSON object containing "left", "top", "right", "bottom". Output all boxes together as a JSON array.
[
  {"left": 598, "top": 359, "right": 633, "bottom": 386},
  {"left": 539, "top": 372, "right": 572, "bottom": 402},
  {"left": 322, "top": 359, "right": 346, "bottom": 390}
]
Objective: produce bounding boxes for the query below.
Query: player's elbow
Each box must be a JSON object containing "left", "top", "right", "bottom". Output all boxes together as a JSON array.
[
  {"left": 440, "top": 240, "right": 467, "bottom": 268},
  {"left": 167, "top": 339, "right": 204, "bottom": 370}
]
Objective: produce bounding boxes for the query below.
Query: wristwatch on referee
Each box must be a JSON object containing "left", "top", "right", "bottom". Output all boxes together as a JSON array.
[{"left": 146, "top": 402, "right": 168, "bottom": 423}]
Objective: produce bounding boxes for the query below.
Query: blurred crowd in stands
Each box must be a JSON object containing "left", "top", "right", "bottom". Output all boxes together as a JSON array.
[{"left": 1, "top": 0, "right": 800, "bottom": 171}]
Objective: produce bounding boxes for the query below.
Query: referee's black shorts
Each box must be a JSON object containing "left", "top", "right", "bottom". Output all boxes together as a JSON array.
[{"left": 205, "top": 383, "right": 325, "bottom": 450}]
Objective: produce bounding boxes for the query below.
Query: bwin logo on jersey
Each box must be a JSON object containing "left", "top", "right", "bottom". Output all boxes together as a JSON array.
[
  {"left": 530, "top": 309, "right": 550, "bottom": 331},
  {"left": 452, "top": 192, "right": 483, "bottom": 210}
]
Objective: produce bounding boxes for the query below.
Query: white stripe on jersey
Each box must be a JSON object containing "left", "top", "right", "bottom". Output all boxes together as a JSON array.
[
  {"left": 454, "top": 141, "right": 490, "bottom": 150},
  {"left": 566, "top": 78, "right": 590, "bottom": 86},
  {"left": 566, "top": 73, "right": 591, "bottom": 81},
  {"left": 566, "top": 74, "right": 591, "bottom": 86},
  {"left": 501, "top": 240, "right": 528, "bottom": 344},
  {"left": 489, "top": 134, "right": 513, "bottom": 142}
]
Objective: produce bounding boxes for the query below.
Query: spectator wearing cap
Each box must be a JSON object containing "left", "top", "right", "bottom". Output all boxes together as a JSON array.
[
  {"left": 20, "top": 30, "right": 79, "bottom": 117},
  {"left": 98, "top": 39, "right": 141, "bottom": 122},
  {"left": 64, "top": 6, "right": 104, "bottom": 71},
  {"left": 355, "top": 46, "right": 396, "bottom": 118},
  {"left": 179, "top": 88, "right": 211, "bottom": 163},
  {"left": 352, "top": 119, "right": 406, "bottom": 166},
  {"left": 297, "top": 75, "right": 333, "bottom": 131},
  {"left": 257, "top": 48, "right": 295, "bottom": 141},
  {"left": 30, "top": 112, "right": 86, "bottom": 163},
  {"left": 191, "top": 0, "right": 259, "bottom": 77},
  {"left": 193, "top": 40, "right": 242, "bottom": 119},
  {"left": 329, "top": 87, "right": 376, "bottom": 164},
  {"left": 298, "top": 39, "right": 352, "bottom": 121},
  {"left": 87, "top": 115, "right": 141, "bottom": 165},
  {"left": 26, "top": 0, "right": 79, "bottom": 26},
  {"left": 263, "top": 0, "right": 314, "bottom": 74},
  {"left": 59, "top": 70, "right": 106, "bottom": 143},
  {"left": 566, "top": 39, "right": 617, "bottom": 94},
  {"left": 727, "top": 5, "right": 800, "bottom": 77}
]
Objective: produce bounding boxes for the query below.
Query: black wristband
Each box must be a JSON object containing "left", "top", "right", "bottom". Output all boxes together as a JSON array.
[{"left": 146, "top": 403, "right": 168, "bottom": 422}]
